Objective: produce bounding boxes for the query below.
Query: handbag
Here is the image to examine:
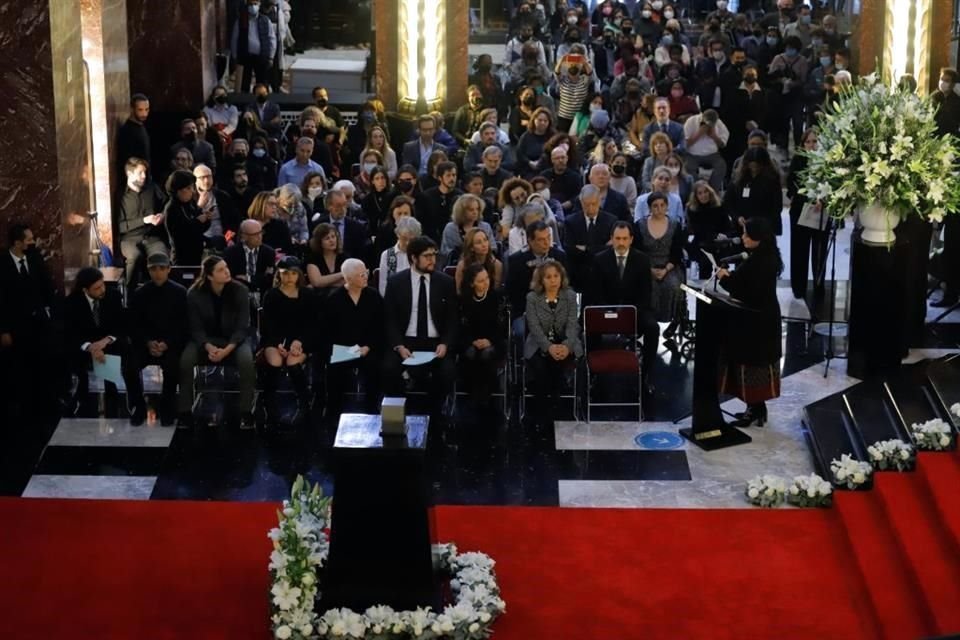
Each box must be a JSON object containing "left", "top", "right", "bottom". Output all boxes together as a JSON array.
[{"left": 797, "top": 201, "right": 829, "bottom": 231}]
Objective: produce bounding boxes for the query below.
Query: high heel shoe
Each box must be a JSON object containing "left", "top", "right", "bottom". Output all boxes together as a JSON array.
[{"left": 730, "top": 404, "right": 767, "bottom": 427}]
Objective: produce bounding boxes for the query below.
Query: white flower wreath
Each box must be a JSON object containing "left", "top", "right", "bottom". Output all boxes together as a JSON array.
[
  {"left": 268, "top": 476, "right": 506, "bottom": 640},
  {"left": 744, "top": 474, "right": 787, "bottom": 507},
  {"left": 786, "top": 473, "right": 833, "bottom": 508},
  {"left": 830, "top": 454, "right": 873, "bottom": 490},
  {"left": 866, "top": 438, "right": 915, "bottom": 471},
  {"left": 910, "top": 418, "right": 955, "bottom": 451}
]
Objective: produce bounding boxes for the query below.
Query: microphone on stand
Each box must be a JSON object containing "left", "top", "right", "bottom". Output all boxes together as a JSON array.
[{"left": 719, "top": 251, "right": 750, "bottom": 267}]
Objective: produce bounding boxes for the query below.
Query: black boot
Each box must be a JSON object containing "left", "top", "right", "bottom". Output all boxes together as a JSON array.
[
  {"left": 287, "top": 364, "right": 311, "bottom": 426},
  {"left": 732, "top": 403, "right": 767, "bottom": 427}
]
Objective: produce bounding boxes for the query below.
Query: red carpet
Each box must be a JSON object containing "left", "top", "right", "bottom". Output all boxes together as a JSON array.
[{"left": 2, "top": 453, "right": 958, "bottom": 640}]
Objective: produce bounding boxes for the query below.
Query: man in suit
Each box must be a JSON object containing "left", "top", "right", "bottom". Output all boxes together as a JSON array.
[
  {"left": 401, "top": 114, "right": 445, "bottom": 176},
  {"left": 593, "top": 222, "right": 660, "bottom": 392},
  {"left": 570, "top": 164, "right": 630, "bottom": 223},
  {"left": 506, "top": 220, "right": 566, "bottom": 338},
  {"left": 246, "top": 82, "right": 283, "bottom": 138},
  {"left": 383, "top": 236, "right": 458, "bottom": 409},
  {"left": 128, "top": 253, "right": 189, "bottom": 425},
  {"left": 563, "top": 185, "right": 616, "bottom": 293},
  {"left": 641, "top": 97, "right": 685, "bottom": 155},
  {"left": 178, "top": 256, "right": 255, "bottom": 428},
  {"left": 415, "top": 161, "right": 463, "bottom": 242},
  {"left": 313, "top": 190, "right": 369, "bottom": 261},
  {"left": 0, "top": 224, "right": 59, "bottom": 418},
  {"left": 223, "top": 219, "right": 276, "bottom": 296},
  {"left": 65, "top": 267, "right": 146, "bottom": 424}
]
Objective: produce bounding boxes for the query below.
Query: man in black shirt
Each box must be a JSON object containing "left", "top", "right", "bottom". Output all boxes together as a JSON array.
[
  {"left": 311, "top": 86, "right": 346, "bottom": 142},
  {"left": 540, "top": 146, "right": 583, "bottom": 213},
  {"left": 116, "top": 93, "right": 151, "bottom": 181},
  {"left": 170, "top": 118, "right": 217, "bottom": 173},
  {"left": 116, "top": 157, "right": 169, "bottom": 288},
  {"left": 225, "top": 164, "right": 256, "bottom": 221},
  {"left": 128, "top": 253, "right": 188, "bottom": 425},
  {"left": 415, "top": 161, "right": 463, "bottom": 242}
]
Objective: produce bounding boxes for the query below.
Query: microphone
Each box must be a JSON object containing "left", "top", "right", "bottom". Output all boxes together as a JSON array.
[{"left": 719, "top": 251, "right": 749, "bottom": 266}]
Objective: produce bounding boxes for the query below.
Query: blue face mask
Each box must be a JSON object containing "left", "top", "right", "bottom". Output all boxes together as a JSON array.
[
  {"left": 800, "top": 15, "right": 812, "bottom": 25},
  {"left": 819, "top": 56, "right": 832, "bottom": 68},
  {"left": 811, "top": 38, "right": 823, "bottom": 47},
  {"left": 766, "top": 36, "right": 778, "bottom": 46},
  {"left": 661, "top": 34, "right": 674, "bottom": 45},
  {"left": 252, "top": 148, "right": 266, "bottom": 158},
  {"left": 248, "top": 4, "right": 260, "bottom": 16},
  {"left": 785, "top": 48, "right": 798, "bottom": 58}
]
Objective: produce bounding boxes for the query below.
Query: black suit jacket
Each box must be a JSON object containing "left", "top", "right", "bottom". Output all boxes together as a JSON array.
[
  {"left": 591, "top": 248, "right": 653, "bottom": 311},
  {"left": 0, "top": 250, "right": 56, "bottom": 336},
  {"left": 563, "top": 210, "right": 617, "bottom": 293},
  {"left": 64, "top": 288, "right": 127, "bottom": 356},
  {"left": 401, "top": 140, "right": 445, "bottom": 173},
  {"left": 223, "top": 242, "right": 277, "bottom": 293},
  {"left": 186, "top": 281, "right": 251, "bottom": 347},
  {"left": 506, "top": 247, "right": 567, "bottom": 315},
  {"left": 313, "top": 215, "right": 369, "bottom": 261},
  {"left": 384, "top": 269, "right": 458, "bottom": 349},
  {"left": 571, "top": 189, "right": 631, "bottom": 223},
  {"left": 129, "top": 279, "right": 189, "bottom": 351}
]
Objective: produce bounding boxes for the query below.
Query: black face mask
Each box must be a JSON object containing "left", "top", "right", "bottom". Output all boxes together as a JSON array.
[
  {"left": 316, "top": 98, "right": 328, "bottom": 108},
  {"left": 611, "top": 164, "right": 626, "bottom": 176},
  {"left": 255, "top": 94, "right": 267, "bottom": 104},
  {"left": 183, "top": 132, "right": 198, "bottom": 143},
  {"left": 215, "top": 95, "right": 227, "bottom": 105},
  {"left": 398, "top": 180, "right": 415, "bottom": 192},
  {"left": 522, "top": 95, "right": 536, "bottom": 106}
]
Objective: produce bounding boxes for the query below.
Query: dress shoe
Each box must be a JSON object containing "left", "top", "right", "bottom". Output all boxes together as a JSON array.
[{"left": 129, "top": 404, "right": 147, "bottom": 427}]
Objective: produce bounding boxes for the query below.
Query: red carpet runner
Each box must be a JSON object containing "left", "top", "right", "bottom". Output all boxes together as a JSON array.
[{"left": 1, "top": 453, "right": 957, "bottom": 640}]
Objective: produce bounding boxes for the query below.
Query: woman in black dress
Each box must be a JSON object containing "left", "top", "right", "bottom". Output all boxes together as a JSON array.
[
  {"left": 259, "top": 256, "right": 317, "bottom": 426},
  {"left": 373, "top": 195, "right": 416, "bottom": 263},
  {"left": 305, "top": 223, "right": 346, "bottom": 293},
  {"left": 716, "top": 217, "right": 783, "bottom": 427},
  {"left": 164, "top": 170, "right": 209, "bottom": 266},
  {"left": 360, "top": 166, "right": 393, "bottom": 230},
  {"left": 724, "top": 146, "right": 784, "bottom": 236},
  {"left": 459, "top": 263, "right": 505, "bottom": 411},
  {"left": 686, "top": 180, "right": 735, "bottom": 278},
  {"left": 786, "top": 127, "right": 828, "bottom": 299},
  {"left": 325, "top": 258, "right": 384, "bottom": 415}
]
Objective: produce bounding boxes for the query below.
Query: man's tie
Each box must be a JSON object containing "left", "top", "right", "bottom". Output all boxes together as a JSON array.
[
  {"left": 660, "top": 123, "right": 666, "bottom": 133},
  {"left": 247, "top": 249, "right": 256, "bottom": 282},
  {"left": 417, "top": 275, "right": 429, "bottom": 339},
  {"left": 91, "top": 299, "right": 101, "bottom": 327},
  {"left": 17, "top": 258, "right": 28, "bottom": 278},
  {"left": 617, "top": 254, "right": 626, "bottom": 279},
  {"left": 335, "top": 220, "right": 343, "bottom": 241},
  {"left": 586, "top": 217, "right": 594, "bottom": 243}
]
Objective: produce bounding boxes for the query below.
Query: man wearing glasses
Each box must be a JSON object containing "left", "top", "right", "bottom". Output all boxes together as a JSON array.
[
  {"left": 383, "top": 236, "right": 458, "bottom": 412},
  {"left": 223, "top": 219, "right": 276, "bottom": 297}
]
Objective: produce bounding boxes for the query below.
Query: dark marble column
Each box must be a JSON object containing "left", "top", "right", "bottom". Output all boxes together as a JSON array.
[
  {"left": 0, "top": 0, "right": 95, "bottom": 286},
  {"left": 126, "top": 0, "right": 219, "bottom": 113}
]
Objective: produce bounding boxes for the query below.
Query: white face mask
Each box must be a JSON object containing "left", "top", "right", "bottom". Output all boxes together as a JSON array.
[
  {"left": 667, "top": 166, "right": 680, "bottom": 176},
  {"left": 941, "top": 80, "right": 954, "bottom": 94},
  {"left": 717, "top": 0, "right": 727, "bottom": 8},
  {"left": 651, "top": 1, "right": 663, "bottom": 9},
  {"left": 663, "top": 9, "right": 674, "bottom": 19},
  {"left": 641, "top": 9, "right": 652, "bottom": 18},
  {"left": 308, "top": 187, "right": 323, "bottom": 199},
  {"left": 363, "top": 162, "right": 377, "bottom": 174},
  {"left": 538, "top": 187, "right": 551, "bottom": 201}
]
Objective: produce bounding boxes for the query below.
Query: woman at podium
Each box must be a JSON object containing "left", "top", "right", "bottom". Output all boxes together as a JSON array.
[{"left": 715, "top": 218, "right": 782, "bottom": 427}]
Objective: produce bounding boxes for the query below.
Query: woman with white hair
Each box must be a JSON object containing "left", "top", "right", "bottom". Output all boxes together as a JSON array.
[
  {"left": 275, "top": 183, "right": 309, "bottom": 246},
  {"left": 325, "top": 258, "right": 384, "bottom": 414},
  {"left": 378, "top": 216, "right": 421, "bottom": 295}
]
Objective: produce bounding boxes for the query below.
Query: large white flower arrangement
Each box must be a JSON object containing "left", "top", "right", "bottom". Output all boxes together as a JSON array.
[
  {"left": 744, "top": 474, "right": 787, "bottom": 507},
  {"left": 830, "top": 454, "right": 873, "bottom": 489},
  {"left": 866, "top": 438, "right": 915, "bottom": 471},
  {"left": 786, "top": 473, "right": 833, "bottom": 507},
  {"left": 799, "top": 73, "right": 960, "bottom": 222},
  {"left": 268, "top": 476, "right": 505, "bottom": 640},
  {"left": 909, "top": 418, "right": 955, "bottom": 451}
]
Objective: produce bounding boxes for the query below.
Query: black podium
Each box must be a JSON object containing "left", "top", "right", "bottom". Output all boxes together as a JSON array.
[
  {"left": 679, "top": 284, "right": 753, "bottom": 450},
  {"left": 319, "top": 414, "right": 440, "bottom": 612}
]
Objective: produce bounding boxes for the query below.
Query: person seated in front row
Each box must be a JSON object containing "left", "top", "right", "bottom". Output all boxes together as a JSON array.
[
  {"left": 459, "top": 263, "right": 505, "bottom": 412},
  {"left": 128, "top": 253, "right": 189, "bottom": 426},
  {"left": 563, "top": 184, "right": 616, "bottom": 293},
  {"left": 223, "top": 219, "right": 276, "bottom": 298},
  {"left": 506, "top": 220, "right": 567, "bottom": 337},
  {"left": 259, "top": 256, "right": 317, "bottom": 427},
  {"left": 523, "top": 259, "right": 583, "bottom": 421},
  {"left": 325, "top": 259, "right": 384, "bottom": 415},
  {"left": 378, "top": 216, "right": 421, "bottom": 295},
  {"left": 383, "top": 237, "right": 458, "bottom": 412},
  {"left": 373, "top": 196, "right": 416, "bottom": 269},
  {"left": 454, "top": 227, "right": 503, "bottom": 293},
  {"left": 65, "top": 267, "right": 145, "bottom": 424},
  {"left": 178, "top": 256, "right": 256, "bottom": 429},
  {"left": 441, "top": 193, "right": 496, "bottom": 264},
  {"left": 635, "top": 166, "right": 685, "bottom": 224}
]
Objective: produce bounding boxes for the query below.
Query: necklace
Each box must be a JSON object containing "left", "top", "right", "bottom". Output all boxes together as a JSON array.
[{"left": 473, "top": 290, "right": 488, "bottom": 302}]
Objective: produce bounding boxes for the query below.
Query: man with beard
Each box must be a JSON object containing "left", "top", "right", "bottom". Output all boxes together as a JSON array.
[
  {"left": 194, "top": 164, "right": 238, "bottom": 245},
  {"left": 116, "top": 94, "right": 152, "bottom": 179},
  {"left": 415, "top": 161, "right": 462, "bottom": 242},
  {"left": 170, "top": 118, "right": 217, "bottom": 173},
  {"left": 225, "top": 165, "right": 256, "bottom": 220},
  {"left": 452, "top": 85, "right": 488, "bottom": 148},
  {"left": 116, "top": 157, "right": 169, "bottom": 287}
]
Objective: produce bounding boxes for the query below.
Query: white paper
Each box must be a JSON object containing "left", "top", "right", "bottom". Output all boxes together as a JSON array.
[
  {"left": 403, "top": 351, "right": 437, "bottom": 367},
  {"left": 92, "top": 354, "right": 124, "bottom": 385},
  {"left": 330, "top": 344, "right": 362, "bottom": 364}
]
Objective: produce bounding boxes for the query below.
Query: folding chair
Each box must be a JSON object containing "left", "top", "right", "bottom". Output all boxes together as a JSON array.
[
  {"left": 169, "top": 265, "right": 200, "bottom": 289},
  {"left": 583, "top": 305, "right": 642, "bottom": 423},
  {"left": 520, "top": 320, "right": 580, "bottom": 421}
]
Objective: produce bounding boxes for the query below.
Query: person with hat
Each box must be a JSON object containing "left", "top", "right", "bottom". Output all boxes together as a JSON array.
[
  {"left": 259, "top": 255, "right": 318, "bottom": 426},
  {"left": 128, "top": 253, "right": 189, "bottom": 425},
  {"left": 163, "top": 169, "right": 209, "bottom": 266}
]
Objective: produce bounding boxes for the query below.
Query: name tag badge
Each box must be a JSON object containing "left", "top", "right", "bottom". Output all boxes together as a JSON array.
[{"left": 742, "top": 187, "right": 751, "bottom": 198}]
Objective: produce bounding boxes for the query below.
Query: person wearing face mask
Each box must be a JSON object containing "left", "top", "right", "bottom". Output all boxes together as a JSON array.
[
  {"left": 245, "top": 82, "right": 282, "bottom": 138},
  {"left": 783, "top": 4, "right": 813, "bottom": 48},
  {"left": 663, "top": 80, "right": 698, "bottom": 123},
  {"left": 170, "top": 118, "right": 217, "bottom": 173},
  {"left": 353, "top": 149, "right": 385, "bottom": 202},
  {"left": 719, "top": 65, "right": 767, "bottom": 178},
  {"left": 634, "top": 3, "right": 663, "bottom": 44},
  {"left": 694, "top": 39, "right": 732, "bottom": 112},
  {"left": 230, "top": 0, "right": 277, "bottom": 93},
  {"left": 654, "top": 25, "right": 691, "bottom": 69},
  {"left": 803, "top": 44, "right": 834, "bottom": 125},
  {"left": 555, "top": 49, "right": 594, "bottom": 134},
  {"left": 345, "top": 100, "right": 385, "bottom": 169},
  {"left": 755, "top": 27, "right": 782, "bottom": 74},
  {"left": 468, "top": 55, "right": 504, "bottom": 115},
  {"left": 245, "top": 134, "right": 279, "bottom": 191},
  {"left": 718, "top": 46, "right": 751, "bottom": 105},
  {"left": 507, "top": 45, "right": 555, "bottom": 93},
  {"left": 505, "top": 24, "right": 546, "bottom": 67},
  {"left": 759, "top": 0, "right": 795, "bottom": 33},
  {"left": 452, "top": 85, "right": 489, "bottom": 148},
  {"left": 931, "top": 68, "right": 960, "bottom": 309},
  {"left": 202, "top": 86, "right": 239, "bottom": 149},
  {"left": 767, "top": 34, "right": 809, "bottom": 148},
  {"left": 607, "top": 152, "right": 637, "bottom": 210},
  {"left": 705, "top": 0, "right": 735, "bottom": 32}
]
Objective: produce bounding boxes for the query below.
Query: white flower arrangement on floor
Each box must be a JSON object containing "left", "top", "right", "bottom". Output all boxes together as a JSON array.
[
  {"left": 910, "top": 418, "right": 955, "bottom": 451},
  {"left": 745, "top": 474, "right": 787, "bottom": 507},
  {"left": 786, "top": 473, "right": 833, "bottom": 508},
  {"left": 830, "top": 454, "right": 873, "bottom": 489},
  {"left": 866, "top": 438, "right": 915, "bottom": 471},
  {"left": 268, "top": 476, "right": 505, "bottom": 640}
]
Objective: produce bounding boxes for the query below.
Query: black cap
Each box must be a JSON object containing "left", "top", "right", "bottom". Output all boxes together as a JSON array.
[
  {"left": 146, "top": 252, "right": 170, "bottom": 267},
  {"left": 277, "top": 256, "right": 303, "bottom": 271}
]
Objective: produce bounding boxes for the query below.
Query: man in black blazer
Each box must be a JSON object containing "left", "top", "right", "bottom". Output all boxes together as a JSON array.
[
  {"left": 506, "top": 220, "right": 566, "bottom": 329},
  {"left": 223, "top": 219, "right": 277, "bottom": 295},
  {"left": 592, "top": 222, "right": 660, "bottom": 391},
  {"left": 569, "top": 164, "right": 631, "bottom": 223},
  {"left": 65, "top": 267, "right": 146, "bottom": 423},
  {"left": 128, "top": 253, "right": 189, "bottom": 425},
  {"left": 415, "top": 161, "right": 463, "bottom": 242},
  {"left": 0, "top": 224, "right": 59, "bottom": 417},
  {"left": 563, "top": 185, "right": 617, "bottom": 293},
  {"left": 401, "top": 114, "right": 446, "bottom": 176},
  {"left": 312, "top": 190, "right": 369, "bottom": 261},
  {"left": 383, "top": 236, "right": 458, "bottom": 407}
]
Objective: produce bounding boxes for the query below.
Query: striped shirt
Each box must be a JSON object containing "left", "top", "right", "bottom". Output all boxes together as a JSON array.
[{"left": 557, "top": 75, "right": 591, "bottom": 120}]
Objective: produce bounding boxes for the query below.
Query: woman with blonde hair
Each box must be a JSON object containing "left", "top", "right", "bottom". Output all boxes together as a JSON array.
[
  {"left": 247, "top": 191, "right": 293, "bottom": 254},
  {"left": 362, "top": 125, "right": 397, "bottom": 180},
  {"left": 274, "top": 183, "right": 309, "bottom": 246},
  {"left": 441, "top": 194, "right": 495, "bottom": 260},
  {"left": 686, "top": 180, "right": 734, "bottom": 278},
  {"left": 455, "top": 227, "right": 503, "bottom": 292},
  {"left": 641, "top": 131, "right": 673, "bottom": 192}
]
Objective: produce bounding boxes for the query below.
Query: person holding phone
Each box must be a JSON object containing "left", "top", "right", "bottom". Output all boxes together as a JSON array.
[{"left": 555, "top": 48, "right": 593, "bottom": 134}]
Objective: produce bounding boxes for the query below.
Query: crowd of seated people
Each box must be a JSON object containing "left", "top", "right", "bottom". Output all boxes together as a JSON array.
[{"left": 10, "top": 0, "right": 928, "bottom": 428}]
